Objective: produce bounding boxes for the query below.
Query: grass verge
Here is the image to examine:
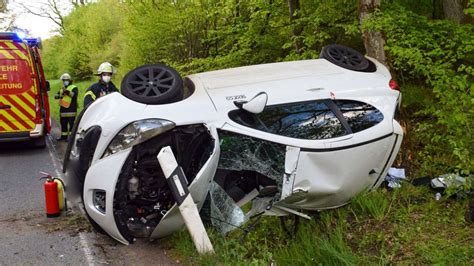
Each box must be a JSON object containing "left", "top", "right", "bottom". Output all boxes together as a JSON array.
[{"left": 167, "top": 185, "right": 473, "bottom": 264}]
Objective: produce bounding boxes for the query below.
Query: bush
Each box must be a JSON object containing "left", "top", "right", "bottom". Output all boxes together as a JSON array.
[{"left": 363, "top": 5, "right": 474, "bottom": 175}]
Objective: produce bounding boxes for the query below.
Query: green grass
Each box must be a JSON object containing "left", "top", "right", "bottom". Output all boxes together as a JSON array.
[
  {"left": 47, "top": 79, "right": 96, "bottom": 122},
  {"left": 165, "top": 185, "right": 474, "bottom": 265}
]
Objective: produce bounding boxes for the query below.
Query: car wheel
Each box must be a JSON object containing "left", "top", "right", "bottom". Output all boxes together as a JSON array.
[
  {"left": 320, "top": 44, "right": 370, "bottom": 72},
  {"left": 32, "top": 134, "right": 46, "bottom": 148},
  {"left": 121, "top": 64, "right": 184, "bottom": 105}
]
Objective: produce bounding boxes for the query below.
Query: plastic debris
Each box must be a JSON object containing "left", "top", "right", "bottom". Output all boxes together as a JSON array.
[
  {"left": 384, "top": 167, "right": 406, "bottom": 188},
  {"left": 435, "top": 192, "right": 442, "bottom": 201},
  {"left": 431, "top": 174, "right": 472, "bottom": 199},
  {"left": 430, "top": 174, "right": 466, "bottom": 189}
]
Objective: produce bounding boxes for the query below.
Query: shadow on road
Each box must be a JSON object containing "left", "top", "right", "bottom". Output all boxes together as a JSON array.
[{"left": 0, "top": 142, "right": 44, "bottom": 154}]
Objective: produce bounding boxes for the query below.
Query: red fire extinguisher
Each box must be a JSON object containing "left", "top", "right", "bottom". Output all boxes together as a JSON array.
[{"left": 40, "top": 172, "right": 66, "bottom": 218}]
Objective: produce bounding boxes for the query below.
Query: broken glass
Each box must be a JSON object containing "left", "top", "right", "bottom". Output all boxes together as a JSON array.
[
  {"left": 209, "top": 181, "right": 247, "bottom": 234},
  {"left": 217, "top": 130, "right": 286, "bottom": 189}
]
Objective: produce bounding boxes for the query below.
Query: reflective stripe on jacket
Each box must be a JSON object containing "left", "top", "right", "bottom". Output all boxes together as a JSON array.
[
  {"left": 59, "top": 85, "right": 77, "bottom": 108},
  {"left": 83, "top": 81, "right": 118, "bottom": 108}
]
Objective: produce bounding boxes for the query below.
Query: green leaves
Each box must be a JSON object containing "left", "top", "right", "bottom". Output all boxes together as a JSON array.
[{"left": 364, "top": 4, "right": 473, "bottom": 175}]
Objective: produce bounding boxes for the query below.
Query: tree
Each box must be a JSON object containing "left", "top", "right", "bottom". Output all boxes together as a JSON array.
[
  {"left": 17, "top": 0, "right": 68, "bottom": 34},
  {"left": 0, "top": 0, "right": 16, "bottom": 31},
  {"left": 72, "top": 0, "right": 86, "bottom": 6},
  {"left": 1, "top": 0, "right": 8, "bottom": 12},
  {"left": 359, "top": 0, "right": 387, "bottom": 66},
  {"left": 442, "top": 0, "right": 472, "bottom": 23},
  {"left": 287, "top": 0, "right": 303, "bottom": 54},
  {"left": 432, "top": 0, "right": 444, "bottom": 19}
]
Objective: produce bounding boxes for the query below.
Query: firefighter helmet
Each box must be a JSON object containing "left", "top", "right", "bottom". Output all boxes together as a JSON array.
[
  {"left": 60, "top": 73, "right": 71, "bottom": 80},
  {"left": 97, "top": 62, "right": 114, "bottom": 75}
]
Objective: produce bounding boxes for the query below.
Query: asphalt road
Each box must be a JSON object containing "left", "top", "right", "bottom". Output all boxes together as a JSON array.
[{"left": 0, "top": 123, "right": 177, "bottom": 265}]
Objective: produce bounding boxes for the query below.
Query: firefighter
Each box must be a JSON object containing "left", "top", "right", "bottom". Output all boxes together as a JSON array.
[
  {"left": 84, "top": 62, "right": 119, "bottom": 107},
  {"left": 55, "top": 73, "right": 78, "bottom": 141}
]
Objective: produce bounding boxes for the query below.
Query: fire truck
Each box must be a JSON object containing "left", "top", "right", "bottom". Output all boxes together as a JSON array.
[{"left": 0, "top": 32, "right": 51, "bottom": 147}]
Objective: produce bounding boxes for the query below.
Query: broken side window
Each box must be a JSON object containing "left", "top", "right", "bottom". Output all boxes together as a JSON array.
[
  {"left": 334, "top": 100, "right": 384, "bottom": 133},
  {"left": 229, "top": 100, "right": 346, "bottom": 140}
]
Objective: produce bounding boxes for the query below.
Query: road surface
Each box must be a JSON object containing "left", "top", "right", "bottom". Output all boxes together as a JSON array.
[{"left": 0, "top": 123, "right": 177, "bottom": 265}]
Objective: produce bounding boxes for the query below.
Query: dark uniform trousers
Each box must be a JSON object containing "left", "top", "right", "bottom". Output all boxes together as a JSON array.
[
  {"left": 57, "top": 84, "right": 78, "bottom": 139},
  {"left": 60, "top": 112, "right": 76, "bottom": 138}
]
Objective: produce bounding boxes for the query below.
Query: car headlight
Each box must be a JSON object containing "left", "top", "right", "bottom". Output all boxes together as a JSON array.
[{"left": 103, "top": 119, "right": 175, "bottom": 158}]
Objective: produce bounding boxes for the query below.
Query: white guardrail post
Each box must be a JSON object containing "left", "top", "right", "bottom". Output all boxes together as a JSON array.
[{"left": 157, "top": 146, "right": 214, "bottom": 254}]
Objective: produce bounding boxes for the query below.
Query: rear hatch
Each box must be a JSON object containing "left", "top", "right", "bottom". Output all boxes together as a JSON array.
[{"left": 0, "top": 40, "right": 37, "bottom": 133}]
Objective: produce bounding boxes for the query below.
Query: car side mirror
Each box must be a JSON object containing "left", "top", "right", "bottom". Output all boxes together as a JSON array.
[
  {"left": 46, "top": 80, "right": 50, "bottom": 91},
  {"left": 234, "top": 92, "right": 268, "bottom": 114}
]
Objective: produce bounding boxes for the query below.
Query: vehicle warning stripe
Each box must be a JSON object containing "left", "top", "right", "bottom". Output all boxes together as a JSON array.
[
  {"left": 4, "top": 107, "right": 33, "bottom": 130},
  {"left": 4, "top": 41, "right": 29, "bottom": 62},
  {"left": 0, "top": 125, "right": 5, "bottom": 132},
  {"left": 27, "top": 90, "right": 37, "bottom": 99},
  {"left": 15, "top": 94, "right": 36, "bottom": 111},
  {"left": 0, "top": 111, "right": 22, "bottom": 130},
  {"left": 1, "top": 96, "right": 35, "bottom": 121},
  {"left": 0, "top": 121, "right": 12, "bottom": 132},
  {"left": 0, "top": 41, "right": 11, "bottom": 50},
  {"left": 0, "top": 49, "right": 14, "bottom": 59},
  {"left": 5, "top": 95, "right": 36, "bottom": 119},
  {"left": 0, "top": 113, "right": 20, "bottom": 131}
]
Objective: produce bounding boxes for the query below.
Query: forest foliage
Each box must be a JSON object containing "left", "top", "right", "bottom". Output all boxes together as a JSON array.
[{"left": 40, "top": 0, "right": 473, "bottom": 175}]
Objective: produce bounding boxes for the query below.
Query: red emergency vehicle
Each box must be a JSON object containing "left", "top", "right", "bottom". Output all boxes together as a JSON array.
[{"left": 0, "top": 32, "right": 51, "bottom": 147}]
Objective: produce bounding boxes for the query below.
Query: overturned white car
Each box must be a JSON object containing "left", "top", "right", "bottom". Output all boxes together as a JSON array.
[{"left": 63, "top": 44, "right": 403, "bottom": 244}]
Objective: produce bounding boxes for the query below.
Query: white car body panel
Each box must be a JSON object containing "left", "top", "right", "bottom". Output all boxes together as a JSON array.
[
  {"left": 283, "top": 134, "right": 398, "bottom": 210},
  {"left": 84, "top": 148, "right": 131, "bottom": 244}
]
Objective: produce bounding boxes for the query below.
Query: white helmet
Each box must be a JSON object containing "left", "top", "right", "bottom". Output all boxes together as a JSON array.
[
  {"left": 97, "top": 62, "right": 114, "bottom": 75},
  {"left": 60, "top": 73, "right": 71, "bottom": 80}
]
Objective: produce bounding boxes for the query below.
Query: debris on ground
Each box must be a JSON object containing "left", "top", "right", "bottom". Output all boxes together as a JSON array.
[
  {"left": 384, "top": 167, "right": 406, "bottom": 188},
  {"left": 431, "top": 174, "right": 472, "bottom": 199}
]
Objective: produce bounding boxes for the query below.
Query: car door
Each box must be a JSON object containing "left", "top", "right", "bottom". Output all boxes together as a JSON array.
[
  {"left": 286, "top": 99, "right": 397, "bottom": 210},
  {"left": 222, "top": 98, "right": 396, "bottom": 211},
  {"left": 221, "top": 99, "right": 351, "bottom": 199}
]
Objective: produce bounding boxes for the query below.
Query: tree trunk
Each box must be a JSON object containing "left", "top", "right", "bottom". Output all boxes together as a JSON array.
[
  {"left": 359, "top": 0, "right": 387, "bottom": 66},
  {"left": 442, "top": 0, "right": 464, "bottom": 23},
  {"left": 442, "top": 0, "right": 472, "bottom": 24},
  {"left": 287, "top": 0, "right": 303, "bottom": 54},
  {"left": 0, "top": 0, "right": 8, "bottom": 12},
  {"left": 432, "top": 0, "right": 444, "bottom": 19}
]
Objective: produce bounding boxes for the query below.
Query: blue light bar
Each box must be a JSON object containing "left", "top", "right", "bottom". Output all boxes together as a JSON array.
[
  {"left": 25, "top": 38, "right": 39, "bottom": 47},
  {"left": 0, "top": 32, "right": 22, "bottom": 41}
]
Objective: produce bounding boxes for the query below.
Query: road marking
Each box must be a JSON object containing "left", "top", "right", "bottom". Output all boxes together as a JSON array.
[{"left": 46, "top": 135, "right": 96, "bottom": 266}]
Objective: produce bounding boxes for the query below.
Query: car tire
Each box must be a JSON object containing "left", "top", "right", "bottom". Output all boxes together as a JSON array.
[
  {"left": 32, "top": 134, "right": 46, "bottom": 148},
  {"left": 320, "top": 44, "right": 370, "bottom": 72},
  {"left": 121, "top": 64, "right": 184, "bottom": 105}
]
